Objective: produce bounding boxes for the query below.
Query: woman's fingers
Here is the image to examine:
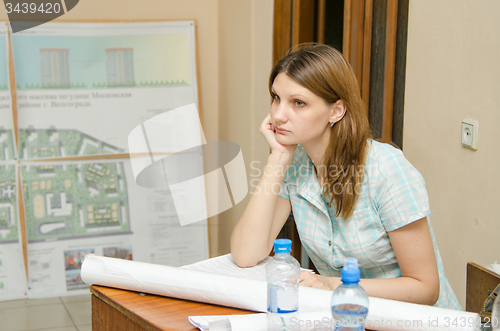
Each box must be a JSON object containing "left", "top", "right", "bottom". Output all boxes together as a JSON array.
[
  {"left": 259, "top": 114, "right": 297, "bottom": 156},
  {"left": 259, "top": 114, "right": 272, "bottom": 132},
  {"left": 299, "top": 271, "right": 330, "bottom": 290}
]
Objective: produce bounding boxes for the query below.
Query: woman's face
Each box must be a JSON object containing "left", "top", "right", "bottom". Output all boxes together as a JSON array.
[{"left": 270, "top": 72, "right": 332, "bottom": 147}]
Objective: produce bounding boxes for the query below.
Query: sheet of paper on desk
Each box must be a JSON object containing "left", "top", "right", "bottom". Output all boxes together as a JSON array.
[
  {"left": 189, "top": 303, "right": 483, "bottom": 331},
  {"left": 181, "top": 253, "right": 314, "bottom": 280},
  {"left": 181, "top": 253, "right": 270, "bottom": 280},
  {"left": 188, "top": 314, "right": 266, "bottom": 331},
  {"left": 189, "top": 312, "right": 333, "bottom": 331}
]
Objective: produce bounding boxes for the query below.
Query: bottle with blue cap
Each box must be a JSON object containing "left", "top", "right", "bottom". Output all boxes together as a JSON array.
[
  {"left": 266, "top": 238, "right": 301, "bottom": 330},
  {"left": 330, "top": 258, "right": 369, "bottom": 330}
]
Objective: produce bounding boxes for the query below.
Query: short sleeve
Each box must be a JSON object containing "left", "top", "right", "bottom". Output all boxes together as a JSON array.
[{"left": 374, "top": 146, "right": 430, "bottom": 232}]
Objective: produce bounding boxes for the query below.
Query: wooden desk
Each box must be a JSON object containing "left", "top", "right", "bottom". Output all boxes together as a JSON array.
[
  {"left": 90, "top": 285, "right": 254, "bottom": 331},
  {"left": 90, "top": 285, "right": 391, "bottom": 331},
  {"left": 466, "top": 262, "right": 500, "bottom": 321},
  {"left": 94, "top": 279, "right": 489, "bottom": 331}
]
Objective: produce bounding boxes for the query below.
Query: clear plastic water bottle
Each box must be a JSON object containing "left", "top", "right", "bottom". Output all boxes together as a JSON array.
[
  {"left": 266, "top": 238, "right": 301, "bottom": 331},
  {"left": 330, "top": 258, "right": 369, "bottom": 331}
]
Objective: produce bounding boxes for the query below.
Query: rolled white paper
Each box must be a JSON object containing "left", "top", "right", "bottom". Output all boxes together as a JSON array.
[
  {"left": 81, "top": 255, "right": 480, "bottom": 331},
  {"left": 81, "top": 254, "right": 267, "bottom": 312}
]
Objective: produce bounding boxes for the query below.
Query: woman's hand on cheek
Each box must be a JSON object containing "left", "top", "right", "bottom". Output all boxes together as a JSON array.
[
  {"left": 299, "top": 270, "right": 340, "bottom": 291},
  {"left": 259, "top": 114, "right": 296, "bottom": 156}
]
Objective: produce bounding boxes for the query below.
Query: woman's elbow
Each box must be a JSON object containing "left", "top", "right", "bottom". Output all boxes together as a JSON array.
[
  {"left": 230, "top": 242, "right": 256, "bottom": 268},
  {"left": 231, "top": 243, "right": 268, "bottom": 268},
  {"left": 428, "top": 285, "right": 440, "bottom": 306},
  {"left": 230, "top": 235, "right": 271, "bottom": 268},
  {"left": 422, "top": 279, "right": 440, "bottom": 306},
  {"left": 234, "top": 257, "right": 258, "bottom": 268},
  {"left": 231, "top": 251, "right": 258, "bottom": 268}
]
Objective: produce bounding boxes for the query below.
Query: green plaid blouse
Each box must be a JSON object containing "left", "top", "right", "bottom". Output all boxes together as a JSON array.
[{"left": 278, "top": 140, "right": 461, "bottom": 310}]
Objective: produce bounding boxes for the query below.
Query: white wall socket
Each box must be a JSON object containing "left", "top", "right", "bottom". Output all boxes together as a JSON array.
[{"left": 461, "top": 119, "right": 478, "bottom": 150}]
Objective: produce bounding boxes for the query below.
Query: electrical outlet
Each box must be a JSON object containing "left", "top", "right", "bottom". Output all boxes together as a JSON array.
[{"left": 461, "top": 119, "right": 478, "bottom": 150}]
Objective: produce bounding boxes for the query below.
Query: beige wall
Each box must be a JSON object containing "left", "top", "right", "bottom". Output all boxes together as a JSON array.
[
  {"left": 404, "top": 0, "right": 500, "bottom": 307},
  {"left": 0, "top": 1, "right": 274, "bottom": 257},
  {"left": 217, "top": 0, "right": 274, "bottom": 256}
]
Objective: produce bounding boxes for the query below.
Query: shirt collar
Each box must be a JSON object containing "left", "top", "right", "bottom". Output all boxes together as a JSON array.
[{"left": 290, "top": 150, "right": 330, "bottom": 218}]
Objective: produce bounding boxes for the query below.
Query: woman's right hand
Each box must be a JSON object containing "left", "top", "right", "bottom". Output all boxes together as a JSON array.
[{"left": 259, "top": 114, "right": 297, "bottom": 156}]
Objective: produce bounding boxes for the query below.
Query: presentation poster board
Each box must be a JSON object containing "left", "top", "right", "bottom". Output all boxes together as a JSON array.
[{"left": 0, "top": 21, "right": 209, "bottom": 300}]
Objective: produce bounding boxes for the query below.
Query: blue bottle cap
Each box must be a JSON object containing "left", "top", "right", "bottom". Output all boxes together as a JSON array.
[
  {"left": 341, "top": 258, "right": 360, "bottom": 283},
  {"left": 273, "top": 239, "right": 292, "bottom": 253}
]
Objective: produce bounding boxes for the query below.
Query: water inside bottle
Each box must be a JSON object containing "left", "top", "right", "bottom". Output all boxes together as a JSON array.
[
  {"left": 268, "top": 283, "right": 298, "bottom": 313},
  {"left": 331, "top": 303, "right": 368, "bottom": 331}
]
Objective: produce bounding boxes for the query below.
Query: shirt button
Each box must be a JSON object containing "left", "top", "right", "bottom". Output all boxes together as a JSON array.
[{"left": 328, "top": 241, "right": 332, "bottom": 247}]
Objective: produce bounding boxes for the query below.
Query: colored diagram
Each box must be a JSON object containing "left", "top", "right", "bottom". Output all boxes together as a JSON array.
[
  {"left": 0, "top": 130, "right": 15, "bottom": 161},
  {"left": 21, "top": 161, "right": 131, "bottom": 242},
  {"left": 0, "top": 165, "right": 18, "bottom": 243},
  {"left": 12, "top": 34, "right": 191, "bottom": 90},
  {"left": 18, "top": 129, "right": 123, "bottom": 159}
]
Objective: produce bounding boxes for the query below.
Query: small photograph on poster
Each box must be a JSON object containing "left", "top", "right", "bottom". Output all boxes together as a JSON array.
[
  {"left": 64, "top": 248, "right": 94, "bottom": 291},
  {"left": 103, "top": 245, "right": 132, "bottom": 260}
]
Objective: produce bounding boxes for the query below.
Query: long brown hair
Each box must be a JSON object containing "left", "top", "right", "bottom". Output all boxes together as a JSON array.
[{"left": 269, "top": 43, "right": 371, "bottom": 220}]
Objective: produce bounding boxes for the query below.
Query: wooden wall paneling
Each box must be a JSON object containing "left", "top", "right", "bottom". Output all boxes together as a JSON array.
[
  {"left": 292, "top": 0, "right": 316, "bottom": 46},
  {"left": 317, "top": 0, "right": 326, "bottom": 44},
  {"left": 381, "top": 0, "right": 398, "bottom": 143},
  {"left": 391, "top": 0, "right": 409, "bottom": 149},
  {"left": 368, "top": 0, "right": 387, "bottom": 139},
  {"left": 343, "top": 0, "right": 373, "bottom": 117},
  {"left": 324, "top": 0, "right": 405, "bottom": 145},
  {"left": 361, "top": 0, "right": 373, "bottom": 115},
  {"left": 353, "top": 0, "right": 365, "bottom": 82},
  {"left": 323, "top": 0, "right": 344, "bottom": 52},
  {"left": 273, "top": 0, "right": 293, "bottom": 65},
  {"left": 343, "top": 0, "right": 352, "bottom": 61},
  {"left": 343, "top": 0, "right": 365, "bottom": 83}
]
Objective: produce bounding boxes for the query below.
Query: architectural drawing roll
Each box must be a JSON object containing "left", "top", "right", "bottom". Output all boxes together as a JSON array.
[{"left": 81, "top": 254, "right": 267, "bottom": 312}]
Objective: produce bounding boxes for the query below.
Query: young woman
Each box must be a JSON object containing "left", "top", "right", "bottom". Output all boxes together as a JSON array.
[{"left": 230, "top": 43, "right": 461, "bottom": 310}]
